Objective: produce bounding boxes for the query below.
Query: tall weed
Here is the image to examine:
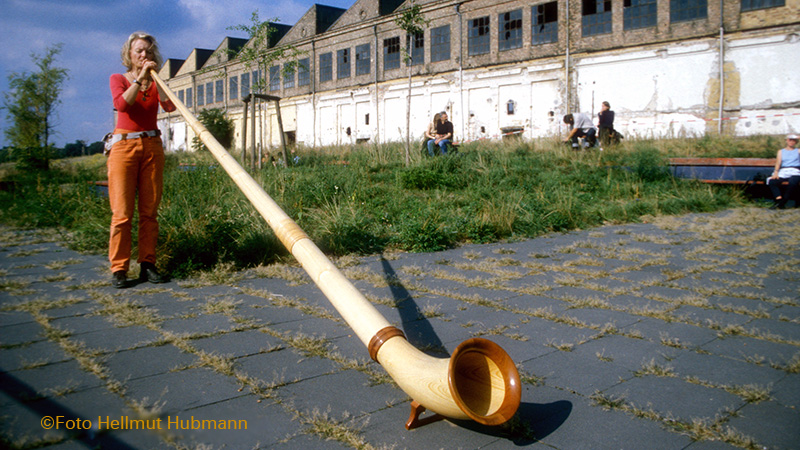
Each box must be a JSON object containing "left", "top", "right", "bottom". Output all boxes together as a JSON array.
[{"left": 0, "top": 134, "right": 769, "bottom": 276}]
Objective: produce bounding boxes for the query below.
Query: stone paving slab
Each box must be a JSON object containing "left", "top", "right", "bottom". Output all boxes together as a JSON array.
[
  {"left": 1, "top": 207, "right": 799, "bottom": 449},
  {"left": 0, "top": 340, "right": 72, "bottom": 373}
]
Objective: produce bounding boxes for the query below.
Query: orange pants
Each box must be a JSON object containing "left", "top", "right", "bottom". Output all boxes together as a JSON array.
[{"left": 107, "top": 131, "right": 165, "bottom": 273}]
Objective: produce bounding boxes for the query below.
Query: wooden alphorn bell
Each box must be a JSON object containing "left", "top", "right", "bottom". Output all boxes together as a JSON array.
[{"left": 150, "top": 70, "right": 521, "bottom": 429}]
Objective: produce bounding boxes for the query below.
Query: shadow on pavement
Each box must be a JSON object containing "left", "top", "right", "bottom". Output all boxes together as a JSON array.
[
  {"left": 0, "top": 370, "right": 139, "bottom": 450},
  {"left": 379, "top": 257, "right": 445, "bottom": 354},
  {"left": 449, "top": 400, "right": 573, "bottom": 445},
  {"left": 378, "top": 258, "right": 572, "bottom": 444}
]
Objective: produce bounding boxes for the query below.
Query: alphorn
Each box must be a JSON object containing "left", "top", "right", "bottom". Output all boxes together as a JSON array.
[{"left": 151, "top": 70, "right": 521, "bottom": 428}]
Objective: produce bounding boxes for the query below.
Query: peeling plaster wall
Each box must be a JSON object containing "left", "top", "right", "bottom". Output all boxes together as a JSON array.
[{"left": 262, "top": 32, "right": 795, "bottom": 148}]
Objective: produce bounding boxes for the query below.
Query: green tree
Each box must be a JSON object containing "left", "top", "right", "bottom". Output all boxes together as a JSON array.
[
  {"left": 228, "top": 11, "right": 305, "bottom": 92},
  {"left": 192, "top": 108, "right": 235, "bottom": 152},
  {"left": 62, "top": 140, "right": 87, "bottom": 158},
  {"left": 2, "top": 44, "right": 69, "bottom": 170},
  {"left": 395, "top": 1, "right": 429, "bottom": 166},
  {"left": 228, "top": 11, "right": 304, "bottom": 167}
]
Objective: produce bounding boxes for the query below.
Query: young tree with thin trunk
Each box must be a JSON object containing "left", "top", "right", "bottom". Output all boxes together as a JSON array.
[
  {"left": 228, "top": 11, "right": 305, "bottom": 167},
  {"left": 395, "top": 2, "right": 428, "bottom": 166}
]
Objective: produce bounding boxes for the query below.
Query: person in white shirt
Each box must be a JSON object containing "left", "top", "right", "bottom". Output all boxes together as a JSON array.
[
  {"left": 563, "top": 113, "right": 597, "bottom": 148},
  {"left": 768, "top": 133, "right": 800, "bottom": 209}
]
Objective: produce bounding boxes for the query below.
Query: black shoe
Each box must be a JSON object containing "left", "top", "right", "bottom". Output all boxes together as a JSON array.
[
  {"left": 112, "top": 271, "right": 128, "bottom": 289},
  {"left": 139, "top": 262, "right": 168, "bottom": 284}
]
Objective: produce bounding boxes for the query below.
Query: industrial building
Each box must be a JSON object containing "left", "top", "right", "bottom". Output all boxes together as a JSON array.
[{"left": 157, "top": 0, "right": 800, "bottom": 153}]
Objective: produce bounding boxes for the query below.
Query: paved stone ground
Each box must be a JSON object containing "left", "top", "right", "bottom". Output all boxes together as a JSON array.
[{"left": 1, "top": 207, "right": 798, "bottom": 450}]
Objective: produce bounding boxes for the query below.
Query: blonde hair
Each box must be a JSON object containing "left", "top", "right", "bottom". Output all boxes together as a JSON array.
[{"left": 120, "top": 31, "right": 163, "bottom": 70}]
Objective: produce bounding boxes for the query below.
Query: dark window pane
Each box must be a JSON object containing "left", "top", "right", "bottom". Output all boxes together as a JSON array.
[
  {"left": 741, "top": 0, "right": 784, "bottom": 11},
  {"left": 320, "top": 52, "right": 333, "bottom": 82},
  {"left": 356, "top": 43, "right": 371, "bottom": 75},
  {"left": 430, "top": 25, "right": 451, "bottom": 62},
  {"left": 532, "top": 2, "right": 559, "bottom": 45},
  {"left": 337, "top": 48, "right": 350, "bottom": 79},
  {"left": 384, "top": 37, "right": 401, "bottom": 71},
  {"left": 624, "top": 0, "right": 657, "bottom": 30},
  {"left": 499, "top": 9, "right": 523, "bottom": 51},
  {"left": 469, "top": 16, "right": 491, "bottom": 56},
  {"left": 670, "top": 0, "right": 708, "bottom": 22}
]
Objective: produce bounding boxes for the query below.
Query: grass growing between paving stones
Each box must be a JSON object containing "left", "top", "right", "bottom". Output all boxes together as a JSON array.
[
  {"left": 243, "top": 287, "right": 340, "bottom": 321},
  {"left": 590, "top": 391, "right": 762, "bottom": 449},
  {"left": 295, "top": 408, "right": 387, "bottom": 450},
  {"left": 1, "top": 136, "right": 765, "bottom": 278},
  {"left": 89, "top": 291, "right": 163, "bottom": 329}
]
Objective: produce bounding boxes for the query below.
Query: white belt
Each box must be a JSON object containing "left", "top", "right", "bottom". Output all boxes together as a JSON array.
[{"left": 108, "top": 129, "right": 161, "bottom": 147}]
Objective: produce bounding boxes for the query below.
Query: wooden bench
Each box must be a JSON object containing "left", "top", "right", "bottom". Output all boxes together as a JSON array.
[{"left": 668, "top": 158, "right": 776, "bottom": 184}]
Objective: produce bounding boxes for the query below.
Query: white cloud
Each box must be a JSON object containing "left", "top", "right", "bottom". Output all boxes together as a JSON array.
[{"left": 0, "top": 0, "right": 357, "bottom": 147}]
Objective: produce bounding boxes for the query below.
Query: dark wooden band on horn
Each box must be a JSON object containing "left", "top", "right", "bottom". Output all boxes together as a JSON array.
[{"left": 368, "top": 326, "right": 406, "bottom": 362}]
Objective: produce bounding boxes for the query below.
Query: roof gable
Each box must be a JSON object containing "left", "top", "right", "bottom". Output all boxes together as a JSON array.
[
  {"left": 175, "top": 48, "right": 214, "bottom": 77},
  {"left": 277, "top": 4, "right": 347, "bottom": 46},
  {"left": 202, "top": 37, "right": 249, "bottom": 69},
  {"left": 328, "top": 0, "right": 404, "bottom": 32},
  {"left": 159, "top": 58, "right": 185, "bottom": 79}
]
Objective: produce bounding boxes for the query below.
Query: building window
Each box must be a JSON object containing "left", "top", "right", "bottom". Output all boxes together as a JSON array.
[
  {"left": 186, "top": 87, "right": 193, "bottom": 107},
  {"left": 384, "top": 37, "right": 401, "bottom": 70},
  {"left": 499, "top": 10, "right": 523, "bottom": 51},
  {"left": 468, "top": 16, "right": 491, "bottom": 56},
  {"left": 283, "top": 64, "right": 295, "bottom": 89},
  {"left": 298, "top": 58, "right": 310, "bottom": 86},
  {"left": 241, "top": 72, "right": 250, "bottom": 98},
  {"left": 356, "top": 43, "right": 371, "bottom": 75},
  {"left": 269, "top": 65, "right": 280, "bottom": 91},
  {"left": 337, "top": 48, "right": 351, "bottom": 79},
  {"left": 229, "top": 76, "right": 238, "bottom": 100},
  {"left": 741, "top": 0, "right": 784, "bottom": 11},
  {"left": 215, "top": 80, "right": 223, "bottom": 103},
  {"left": 205, "top": 82, "right": 213, "bottom": 105},
  {"left": 430, "top": 25, "right": 450, "bottom": 62},
  {"left": 583, "top": 0, "right": 613, "bottom": 36},
  {"left": 178, "top": 90, "right": 184, "bottom": 104},
  {"left": 319, "top": 52, "right": 333, "bottom": 83},
  {"left": 670, "top": 0, "right": 707, "bottom": 22},
  {"left": 532, "top": 2, "right": 558, "bottom": 45},
  {"left": 196, "top": 84, "right": 205, "bottom": 106},
  {"left": 624, "top": 0, "right": 657, "bottom": 30},
  {"left": 410, "top": 33, "right": 424, "bottom": 65}
]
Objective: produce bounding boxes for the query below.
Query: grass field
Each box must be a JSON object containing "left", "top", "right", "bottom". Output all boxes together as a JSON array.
[{"left": 0, "top": 135, "right": 777, "bottom": 277}]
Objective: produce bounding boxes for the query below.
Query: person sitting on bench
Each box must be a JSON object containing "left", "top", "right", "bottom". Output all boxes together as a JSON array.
[
  {"left": 768, "top": 133, "right": 800, "bottom": 209},
  {"left": 427, "top": 111, "right": 453, "bottom": 156}
]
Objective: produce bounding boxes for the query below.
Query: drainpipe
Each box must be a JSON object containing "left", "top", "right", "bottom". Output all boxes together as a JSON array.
[
  {"left": 374, "top": 25, "right": 380, "bottom": 144},
  {"left": 311, "top": 40, "right": 317, "bottom": 147},
  {"left": 565, "top": 0, "right": 570, "bottom": 113},
  {"left": 456, "top": 3, "right": 464, "bottom": 141},
  {"left": 718, "top": 0, "right": 724, "bottom": 135}
]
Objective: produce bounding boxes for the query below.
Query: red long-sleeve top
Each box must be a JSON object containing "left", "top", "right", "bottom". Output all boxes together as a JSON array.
[{"left": 110, "top": 73, "right": 176, "bottom": 131}]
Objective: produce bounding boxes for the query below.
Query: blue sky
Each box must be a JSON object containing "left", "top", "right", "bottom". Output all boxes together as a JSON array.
[{"left": 0, "top": 0, "right": 355, "bottom": 148}]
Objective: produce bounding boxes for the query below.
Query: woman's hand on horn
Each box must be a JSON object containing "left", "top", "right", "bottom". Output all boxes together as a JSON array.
[{"left": 137, "top": 60, "right": 158, "bottom": 82}]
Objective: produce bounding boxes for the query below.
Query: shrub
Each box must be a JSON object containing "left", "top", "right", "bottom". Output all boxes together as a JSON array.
[{"left": 192, "top": 108, "right": 234, "bottom": 151}]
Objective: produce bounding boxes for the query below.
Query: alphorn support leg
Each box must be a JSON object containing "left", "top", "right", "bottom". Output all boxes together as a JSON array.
[{"left": 405, "top": 401, "right": 444, "bottom": 430}]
